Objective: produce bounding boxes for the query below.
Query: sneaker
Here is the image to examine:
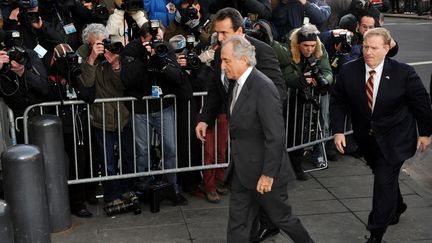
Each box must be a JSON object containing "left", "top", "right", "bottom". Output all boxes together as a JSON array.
[
  {"left": 314, "top": 157, "right": 326, "bottom": 168},
  {"left": 174, "top": 193, "right": 188, "bottom": 206},
  {"left": 205, "top": 191, "right": 220, "bottom": 203}
]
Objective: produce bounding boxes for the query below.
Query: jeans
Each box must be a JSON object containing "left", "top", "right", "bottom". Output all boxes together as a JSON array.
[
  {"left": 93, "top": 123, "right": 134, "bottom": 202},
  {"left": 135, "top": 106, "right": 178, "bottom": 192}
]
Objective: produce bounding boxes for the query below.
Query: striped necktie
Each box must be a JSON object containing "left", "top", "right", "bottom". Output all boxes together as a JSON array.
[{"left": 366, "top": 70, "right": 376, "bottom": 112}]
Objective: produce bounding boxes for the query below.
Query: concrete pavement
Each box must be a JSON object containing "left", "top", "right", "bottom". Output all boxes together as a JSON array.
[{"left": 51, "top": 152, "right": 432, "bottom": 243}]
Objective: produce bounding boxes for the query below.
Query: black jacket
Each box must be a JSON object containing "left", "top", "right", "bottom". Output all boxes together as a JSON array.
[{"left": 120, "top": 39, "right": 193, "bottom": 113}]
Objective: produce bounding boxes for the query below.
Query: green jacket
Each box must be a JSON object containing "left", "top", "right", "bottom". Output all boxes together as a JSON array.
[
  {"left": 277, "top": 28, "right": 333, "bottom": 89},
  {"left": 77, "top": 44, "right": 129, "bottom": 131}
]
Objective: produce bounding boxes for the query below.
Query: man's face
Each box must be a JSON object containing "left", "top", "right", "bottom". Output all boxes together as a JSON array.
[
  {"left": 363, "top": 35, "right": 389, "bottom": 68},
  {"left": 299, "top": 41, "right": 317, "bottom": 58},
  {"left": 359, "top": 16, "right": 375, "bottom": 36},
  {"left": 214, "top": 18, "right": 243, "bottom": 45},
  {"left": 221, "top": 42, "right": 247, "bottom": 80}
]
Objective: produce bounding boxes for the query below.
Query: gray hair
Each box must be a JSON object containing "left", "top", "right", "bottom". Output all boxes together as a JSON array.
[
  {"left": 222, "top": 36, "right": 256, "bottom": 66},
  {"left": 363, "top": 27, "right": 392, "bottom": 46},
  {"left": 81, "top": 23, "right": 109, "bottom": 45}
]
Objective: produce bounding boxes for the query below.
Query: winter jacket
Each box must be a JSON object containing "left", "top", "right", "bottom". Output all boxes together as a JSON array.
[
  {"left": 283, "top": 28, "right": 333, "bottom": 89},
  {"left": 144, "top": 0, "right": 181, "bottom": 27},
  {"left": 76, "top": 44, "right": 129, "bottom": 131}
]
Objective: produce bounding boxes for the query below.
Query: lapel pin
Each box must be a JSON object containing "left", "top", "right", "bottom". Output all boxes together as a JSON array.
[{"left": 385, "top": 76, "right": 390, "bottom": 80}]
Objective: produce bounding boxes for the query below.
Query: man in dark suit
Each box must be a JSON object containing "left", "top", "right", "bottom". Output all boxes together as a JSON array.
[
  {"left": 195, "top": 7, "right": 287, "bottom": 241},
  {"left": 330, "top": 28, "right": 432, "bottom": 243},
  {"left": 220, "top": 35, "right": 313, "bottom": 243}
]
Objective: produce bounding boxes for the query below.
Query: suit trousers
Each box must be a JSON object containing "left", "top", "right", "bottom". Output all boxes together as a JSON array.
[
  {"left": 227, "top": 170, "right": 313, "bottom": 243},
  {"left": 366, "top": 148, "right": 404, "bottom": 236}
]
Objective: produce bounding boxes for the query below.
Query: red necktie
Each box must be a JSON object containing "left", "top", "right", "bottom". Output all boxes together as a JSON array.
[{"left": 366, "top": 70, "right": 376, "bottom": 112}]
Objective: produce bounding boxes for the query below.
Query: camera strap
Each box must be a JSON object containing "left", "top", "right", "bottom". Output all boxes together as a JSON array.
[{"left": 53, "top": 4, "right": 76, "bottom": 35}]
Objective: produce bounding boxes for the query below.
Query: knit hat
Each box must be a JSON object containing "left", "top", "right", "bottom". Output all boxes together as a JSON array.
[
  {"left": 338, "top": 14, "right": 358, "bottom": 33},
  {"left": 297, "top": 24, "right": 320, "bottom": 43},
  {"left": 168, "top": 34, "right": 186, "bottom": 52},
  {"left": 53, "top": 43, "right": 74, "bottom": 60}
]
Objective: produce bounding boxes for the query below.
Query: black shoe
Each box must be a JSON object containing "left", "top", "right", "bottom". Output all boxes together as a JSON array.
[
  {"left": 257, "top": 227, "right": 280, "bottom": 242},
  {"left": 389, "top": 203, "right": 407, "bottom": 225},
  {"left": 296, "top": 171, "right": 310, "bottom": 181},
  {"left": 366, "top": 234, "right": 382, "bottom": 243},
  {"left": 72, "top": 206, "right": 93, "bottom": 218},
  {"left": 174, "top": 193, "right": 188, "bottom": 206}
]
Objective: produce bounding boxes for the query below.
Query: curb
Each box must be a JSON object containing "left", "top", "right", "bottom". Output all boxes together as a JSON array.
[{"left": 383, "top": 13, "right": 432, "bottom": 20}]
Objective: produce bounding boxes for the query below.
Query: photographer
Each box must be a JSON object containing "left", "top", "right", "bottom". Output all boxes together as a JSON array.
[
  {"left": 76, "top": 23, "right": 135, "bottom": 207},
  {"left": 270, "top": 0, "right": 331, "bottom": 43},
  {"left": 284, "top": 23, "right": 333, "bottom": 168},
  {"left": 105, "top": 0, "right": 147, "bottom": 46},
  {"left": 164, "top": 0, "right": 211, "bottom": 44},
  {"left": 49, "top": 43, "right": 95, "bottom": 217},
  {"left": 4, "top": 0, "right": 65, "bottom": 68},
  {"left": 120, "top": 20, "right": 192, "bottom": 205},
  {"left": 319, "top": 13, "right": 361, "bottom": 75},
  {"left": 0, "top": 29, "right": 53, "bottom": 142},
  {"left": 208, "top": 0, "right": 272, "bottom": 20}
]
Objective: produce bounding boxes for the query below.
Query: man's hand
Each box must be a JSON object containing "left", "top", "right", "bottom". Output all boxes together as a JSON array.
[
  {"left": 176, "top": 54, "right": 187, "bottom": 67},
  {"left": 31, "top": 17, "right": 43, "bottom": 29},
  {"left": 10, "top": 60, "right": 25, "bottom": 77},
  {"left": 305, "top": 76, "right": 317, "bottom": 86},
  {"left": 256, "top": 175, "right": 274, "bottom": 194},
  {"left": 104, "top": 50, "right": 120, "bottom": 70},
  {"left": 417, "top": 136, "right": 431, "bottom": 152},
  {"left": 88, "top": 40, "right": 105, "bottom": 65},
  {"left": 0, "top": 51, "right": 10, "bottom": 71},
  {"left": 334, "top": 133, "right": 346, "bottom": 154},
  {"left": 195, "top": 122, "right": 208, "bottom": 142}
]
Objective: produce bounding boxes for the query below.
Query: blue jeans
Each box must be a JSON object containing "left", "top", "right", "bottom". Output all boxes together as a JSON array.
[
  {"left": 134, "top": 106, "right": 178, "bottom": 192},
  {"left": 93, "top": 123, "right": 134, "bottom": 202}
]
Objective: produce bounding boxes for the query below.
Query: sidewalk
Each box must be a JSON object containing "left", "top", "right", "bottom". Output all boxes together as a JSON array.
[
  {"left": 51, "top": 153, "right": 432, "bottom": 243},
  {"left": 384, "top": 12, "right": 432, "bottom": 20}
]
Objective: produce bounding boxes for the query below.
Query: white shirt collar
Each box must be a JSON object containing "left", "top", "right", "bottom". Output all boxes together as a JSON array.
[
  {"left": 234, "top": 66, "right": 253, "bottom": 99},
  {"left": 365, "top": 60, "right": 384, "bottom": 78}
]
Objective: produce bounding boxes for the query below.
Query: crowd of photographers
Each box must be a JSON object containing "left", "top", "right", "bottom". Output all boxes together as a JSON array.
[{"left": 0, "top": 0, "right": 395, "bottom": 224}]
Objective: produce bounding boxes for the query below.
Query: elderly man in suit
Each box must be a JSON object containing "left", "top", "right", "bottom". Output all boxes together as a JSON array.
[
  {"left": 220, "top": 35, "right": 314, "bottom": 243},
  {"left": 330, "top": 28, "right": 432, "bottom": 243},
  {"left": 195, "top": 7, "right": 287, "bottom": 241}
]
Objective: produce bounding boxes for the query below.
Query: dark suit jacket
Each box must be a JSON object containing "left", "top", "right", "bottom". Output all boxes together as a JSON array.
[
  {"left": 226, "top": 68, "right": 289, "bottom": 189},
  {"left": 330, "top": 57, "right": 432, "bottom": 164},
  {"left": 201, "top": 35, "right": 287, "bottom": 127}
]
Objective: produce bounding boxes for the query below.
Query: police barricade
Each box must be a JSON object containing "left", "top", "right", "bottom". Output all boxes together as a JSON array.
[{"left": 19, "top": 91, "right": 353, "bottom": 186}]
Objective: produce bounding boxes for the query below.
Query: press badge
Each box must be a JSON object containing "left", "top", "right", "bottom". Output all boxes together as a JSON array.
[
  {"left": 34, "top": 44, "right": 47, "bottom": 58},
  {"left": 63, "top": 23, "right": 77, "bottom": 35},
  {"left": 151, "top": 85, "right": 163, "bottom": 97}
]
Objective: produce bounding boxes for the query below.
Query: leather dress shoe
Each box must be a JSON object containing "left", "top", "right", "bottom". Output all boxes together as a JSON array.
[
  {"left": 72, "top": 207, "right": 93, "bottom": 218},
  {"left": 389, "top": 203, "right": 407, "bottom": 225},
  {"left": 257, "top": 227, "right": 280, "bottom": 242},
  {"left": 366, "top": 234, "right": 383, "bottom": 243}
]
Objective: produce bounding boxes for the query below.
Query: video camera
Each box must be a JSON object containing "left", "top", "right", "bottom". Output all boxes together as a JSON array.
[
  {"left": 149, "top": 20, "right": 168, "bottom": 57},
  {"left": 179, "top": 0, "right": 198, "bottom": 23},
  {"left": 332, "top": 31, "right": 353, "bottom": 53},
  {"left": 0, "top": 30, "right": 30, "bottom": 73},
  {"left": 54, "top": 52, "right": 82, "bottom": 78},
  {"left": 104, "top": 191, "right": 141, "bottom": 217},
  {"left": 184, "top": 35, "right": 200, "bottom": 70}
]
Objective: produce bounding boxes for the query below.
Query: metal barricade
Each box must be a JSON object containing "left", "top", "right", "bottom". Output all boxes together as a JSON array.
[{"left": 17, "top": 91, "right": 353, "bottom": 185}]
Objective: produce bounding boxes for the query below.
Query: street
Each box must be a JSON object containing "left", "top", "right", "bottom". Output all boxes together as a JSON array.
[{"left": 383, "top": 16, "right": 432, "bottom": 192}]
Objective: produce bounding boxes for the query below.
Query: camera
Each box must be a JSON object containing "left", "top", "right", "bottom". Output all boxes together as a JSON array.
[
  {"left": 102, "top": 39, "right": 124, "bottom": 54},
  {"left": 306, "top": 56, "right": 329, "bottom": 88},
  {"left": 119, "top": 0, "right": 143, "bottom": 11},
  {"left": 87, "top": 1, "right": 109, "bottom": 23},
  {"left": 185, "top": 35, "right": 200, "bottom": 70},
  {"left": 179, "top": 0, "right": 198, "bottom": 23},
  {"left": 332, "top": 31, "right": 353, "bottom": 53},
  {"left": 149, "top": 20, "right": 168, "bottom": 57},
  {"left": 0, "top": 30, "right": 29, "bottom": 72},
  {"left": 103, "top": 191, "right": 141, "bottom": 217},
  {"left": 354, "top": 0, "right": 370, "bottom": 9},
  {"left": 18, "top": 11, "right": 40, "bottom": 25},
  {"left": 55, "top": 52, "right": 82, "bottom": 77}
]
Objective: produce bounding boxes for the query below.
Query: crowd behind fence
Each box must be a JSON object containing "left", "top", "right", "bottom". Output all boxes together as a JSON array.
[{"left": 1, "top": 90, "right": 355, "bottom": 185}]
